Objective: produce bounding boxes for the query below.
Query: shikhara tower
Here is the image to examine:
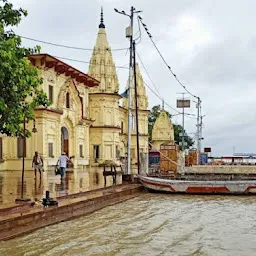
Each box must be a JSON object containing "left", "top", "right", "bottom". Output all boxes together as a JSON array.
[
  {"left": 88, "top": 8, "right": 149, "bottom": 173},
  {"left": 88, "top": 8, "right": 121, "bottom": 165}
]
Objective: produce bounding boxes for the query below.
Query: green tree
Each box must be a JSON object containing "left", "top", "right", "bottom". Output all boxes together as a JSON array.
[
  {"left": 0, "top": 0, "right": 50, "bottom": 137},
  {"left": 148, "top": 104, "right": 194, "bottom": 149}
]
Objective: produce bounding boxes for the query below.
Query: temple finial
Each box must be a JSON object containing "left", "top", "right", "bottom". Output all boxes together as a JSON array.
[{"left": 99, "top": 7, "right": 105, "bottom": 28}]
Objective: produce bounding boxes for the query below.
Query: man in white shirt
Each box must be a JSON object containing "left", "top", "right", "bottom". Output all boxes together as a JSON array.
[
  {"left": 57, "top": 152, "right": 70, "bottom": 180},
  {"left": 32, "top": 151, "right": 44, "bottom": 179}
]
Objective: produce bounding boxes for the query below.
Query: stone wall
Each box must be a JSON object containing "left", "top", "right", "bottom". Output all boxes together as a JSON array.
[{"left": 184, "top": 165, "right": 256, "bottom": 174}]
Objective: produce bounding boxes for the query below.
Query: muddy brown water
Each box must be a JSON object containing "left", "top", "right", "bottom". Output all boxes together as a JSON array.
[{"left": 1, "top": 193, "right": 256, "bottom": 256}]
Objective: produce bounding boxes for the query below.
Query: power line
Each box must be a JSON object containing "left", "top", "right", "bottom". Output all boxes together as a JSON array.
[
  {"left": 53, "top": 55, "right": 129, "bottom": 69},
  {"left": 136, "top": 51, "right": 160, "bottom": 94},
  {"left": 133, "top": 16, "right": 142, "bottom": 43},
  {"left": 135, "top": 49, "right": 179, "bottom": 113},
  {"left": 143, "top": 80, "right": 179, "bottom": 114},
  {"left": 18, "top": 35, "right": 129, "bottom": 52},
  {"left": 137, "top": 16, "right": 199, "bottom": 99},
  {"left": 137, "top": 56, "right": 197, "bottom": 118},
  {"left": 144, "top": 80, "right": 197, "bottom": 120}
]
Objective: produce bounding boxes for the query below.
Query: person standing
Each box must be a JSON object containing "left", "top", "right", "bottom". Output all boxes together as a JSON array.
[
  {"left": 56, "top": 152, "right": 70, "bottom": 180},
  {"left": 32, "top": 151, "right": 44, "bottom": 179}
]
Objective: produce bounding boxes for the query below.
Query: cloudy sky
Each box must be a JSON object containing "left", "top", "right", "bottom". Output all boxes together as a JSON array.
[{"left": 10, "top": 0, "right": 256, "bottom": 156}]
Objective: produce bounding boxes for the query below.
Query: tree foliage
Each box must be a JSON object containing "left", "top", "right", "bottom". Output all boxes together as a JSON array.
[
  {"left": 148, "top": 105, "right": 194, "bottom": 149},
  {"left": 0, "top": 0, "right": 50, "bottom": 137}
]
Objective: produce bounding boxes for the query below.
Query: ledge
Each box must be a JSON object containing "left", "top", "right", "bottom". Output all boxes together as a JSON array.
[
  {"left": 0, "top": 184, "right": 142, "bottom": 241},
  {"left": 90, "top": 125, "right": 121, "bottom": 130}
]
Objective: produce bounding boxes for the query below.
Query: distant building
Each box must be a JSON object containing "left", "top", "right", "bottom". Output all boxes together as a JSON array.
[{"left": 151, "top": 107, "right": 174, "bottom": 151}]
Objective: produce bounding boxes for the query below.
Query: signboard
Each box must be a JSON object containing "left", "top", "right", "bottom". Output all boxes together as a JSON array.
[
  {"left": 177, "top": 99, "right": 190, "bottom": 108},
  {"left": 179, "top": 141, "right": 187, "bottom": 146},
  {"left": 200, "top": 153, "right": 208, "bottom": 164},
  {"left": 204, "top": 147, "right": 211, "bottom": 153}
]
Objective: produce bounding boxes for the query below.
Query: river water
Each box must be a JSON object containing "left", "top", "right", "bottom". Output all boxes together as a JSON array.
[{"left": 1, "top": 193, "right": 256, "bottom": 256}]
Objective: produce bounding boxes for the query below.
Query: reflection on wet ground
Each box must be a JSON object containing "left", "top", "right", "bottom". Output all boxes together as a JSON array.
[
  {"left": 1, "top": 193, "right": 256, "bottom": 256},
  {"left": 0, "top": 169, "right": 122, "bottom": 204}
]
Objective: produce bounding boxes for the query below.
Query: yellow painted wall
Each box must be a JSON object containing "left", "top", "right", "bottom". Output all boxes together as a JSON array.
[
  {"left": 0, "top": 15, "right": 150, "bottom": 176},
  {"left": 0, "top": 58, "right": 93, "bottom": 171}
]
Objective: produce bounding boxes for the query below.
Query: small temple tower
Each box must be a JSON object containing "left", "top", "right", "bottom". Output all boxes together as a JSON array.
[
  {"left": 88, "top": 8, "right": 121, "bottom": 165},
  {"left": 121, "top": 63, "right": 149, "bottom": 173},
  {"left": 151, "top": 103, "right": 174, "bottom": 151}
]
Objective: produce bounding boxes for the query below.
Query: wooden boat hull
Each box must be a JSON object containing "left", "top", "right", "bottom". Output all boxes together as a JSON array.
[{"left": 138, "top": 175, "right": 256, "bottom": 194}]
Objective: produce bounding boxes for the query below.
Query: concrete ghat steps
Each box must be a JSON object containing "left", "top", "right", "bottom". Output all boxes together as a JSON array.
[
  {"left": 0, "top": 202, "right": 35, "bottom": 216},
  {"left": 0, "top": 184, "right": 143, "bottom": 241}
]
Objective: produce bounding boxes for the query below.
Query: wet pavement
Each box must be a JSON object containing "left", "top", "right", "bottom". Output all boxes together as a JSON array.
[{"left": 0, "top": 168, "right": 122, "bottom": 205}]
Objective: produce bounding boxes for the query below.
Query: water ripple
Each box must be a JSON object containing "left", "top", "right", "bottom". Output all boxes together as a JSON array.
[{"left": 1, "top": 194, "right": 256, "bottom": 256}]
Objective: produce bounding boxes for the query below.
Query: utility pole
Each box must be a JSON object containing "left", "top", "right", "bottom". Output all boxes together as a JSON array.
[
  {"left": 196, "top": 97, "right": 201, "bottom": 164},
  {"left": 16, "top": 116, "right": 37, "bottom": 202},
  {"left": 133, "top": 40, "right": 140, "bottom": 174},
  {"left": 114, "top": 7, "right": 141, "bottom": 175},
  {"left": 199, "top": 102, "right": 204, "bottom": 154},
  {"left": 199, "top": 114, "right": 204, "bottom": 153},
  {"left": 182, "top": 93, "right": 185, "bottom": 151},
  {"left": 176, "top": 93, "right": 190, "bottom": 151}
]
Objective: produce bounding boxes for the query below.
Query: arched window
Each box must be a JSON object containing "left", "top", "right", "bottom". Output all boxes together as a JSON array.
[{"left": 66, "top": 92, "right": 70, "bottom": 108}]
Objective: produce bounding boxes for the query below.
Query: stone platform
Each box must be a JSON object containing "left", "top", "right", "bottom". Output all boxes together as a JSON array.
[
  {"left": 0, "top": 183, "right": 142, "bottom": 241},
  {"left": 185, "top": 165, "right": 256, "bottom": 174},
  {"left": 0, "top": 169, "right": 122, "bottom": 205}
]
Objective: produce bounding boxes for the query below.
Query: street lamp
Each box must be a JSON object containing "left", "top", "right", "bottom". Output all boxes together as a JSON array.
[{"left": 16, "top": 118, "right": 37, "bottom": 202}]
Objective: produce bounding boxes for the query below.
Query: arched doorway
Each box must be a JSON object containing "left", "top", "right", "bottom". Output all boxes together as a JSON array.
[{"left": 61, "top": 127, "right": 69, "bottom": 157}]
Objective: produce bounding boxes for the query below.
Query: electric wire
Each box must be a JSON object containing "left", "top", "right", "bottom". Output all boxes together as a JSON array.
[
  {"left": 136, "top": 51, "right": 160, "bottom": 95},
  {"left": 53, "top": 55, "right": 129, "bottom": 69},
  {"left": 143, "top": 80, "right": 179, "bottom": 114},
  {"left": 137, "top": 17, "right": 199, "bottom": 99},
  {"left": 18, "top": 35, "right": 129, "bottom": 52},
  {"left": 133, "top": 16, "right": 142, "bottom": 43}
]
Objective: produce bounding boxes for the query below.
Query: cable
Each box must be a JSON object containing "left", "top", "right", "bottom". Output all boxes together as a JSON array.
[
  {"left": 53, "top": 55, "right": 129, "bottom": 69},
  {"left": 143, "top": 80, "right": 180, "bottom": 114},
  {"left": 18, "top": 35, "right": 129, "bottom": 52},
  {"left": 136, "top": 51, "right": 160, "bottom": 94},
  {"left": 133, "top": 16, "right": 142, "bottom": 44},
  {"left": 137, "top": 17, "right": 199, "bottom": 99}
]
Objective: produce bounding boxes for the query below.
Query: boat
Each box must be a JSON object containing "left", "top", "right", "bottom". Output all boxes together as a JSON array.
[{"left": 138, "top": 175, "right": 256, "bottom": 194}]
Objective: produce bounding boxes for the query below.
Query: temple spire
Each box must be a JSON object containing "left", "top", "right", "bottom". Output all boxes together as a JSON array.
[
  {"left": 162, "top": 99, "right": 164, "bottom": 110},
  {"left": 99, "top": 7, "right": 105, "bottom": 28},
  {"left": 88, "top": 9, "right": 119, "bottom": 93}
]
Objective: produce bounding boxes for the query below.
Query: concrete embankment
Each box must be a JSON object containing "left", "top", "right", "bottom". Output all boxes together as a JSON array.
[
  {"left": 185, "top": 165, "right": 256, "bottom": 174},
  {"left": 0, "top": 184, "right": 142, "bottom": 241}
]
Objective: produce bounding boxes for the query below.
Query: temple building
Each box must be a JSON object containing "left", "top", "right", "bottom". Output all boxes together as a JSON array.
[
  {"left": 88, "top": 9, "right": 121, "bottom": 166},
  {"left": 0, "top": 9, "right": 149, "bottom": 174},
  {"left": 121, "top": 63, "right": 149, "bottom": 172},
  {"left": 151, "top": 105, "right": 175, "bottom": 151},
  {"left": 88, "top": 9, "right": 149, "bottom": 173},
  {"left": 0, "top": 54, "right": 99, "bottom": 171}
]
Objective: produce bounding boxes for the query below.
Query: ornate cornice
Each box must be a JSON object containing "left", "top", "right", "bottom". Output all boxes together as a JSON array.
[
  {"left": 90, "top": 125, "right": 121, "bottom": 130},
  {"left": 28, "top": 54, "right": 100, "bottom": 88}
]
